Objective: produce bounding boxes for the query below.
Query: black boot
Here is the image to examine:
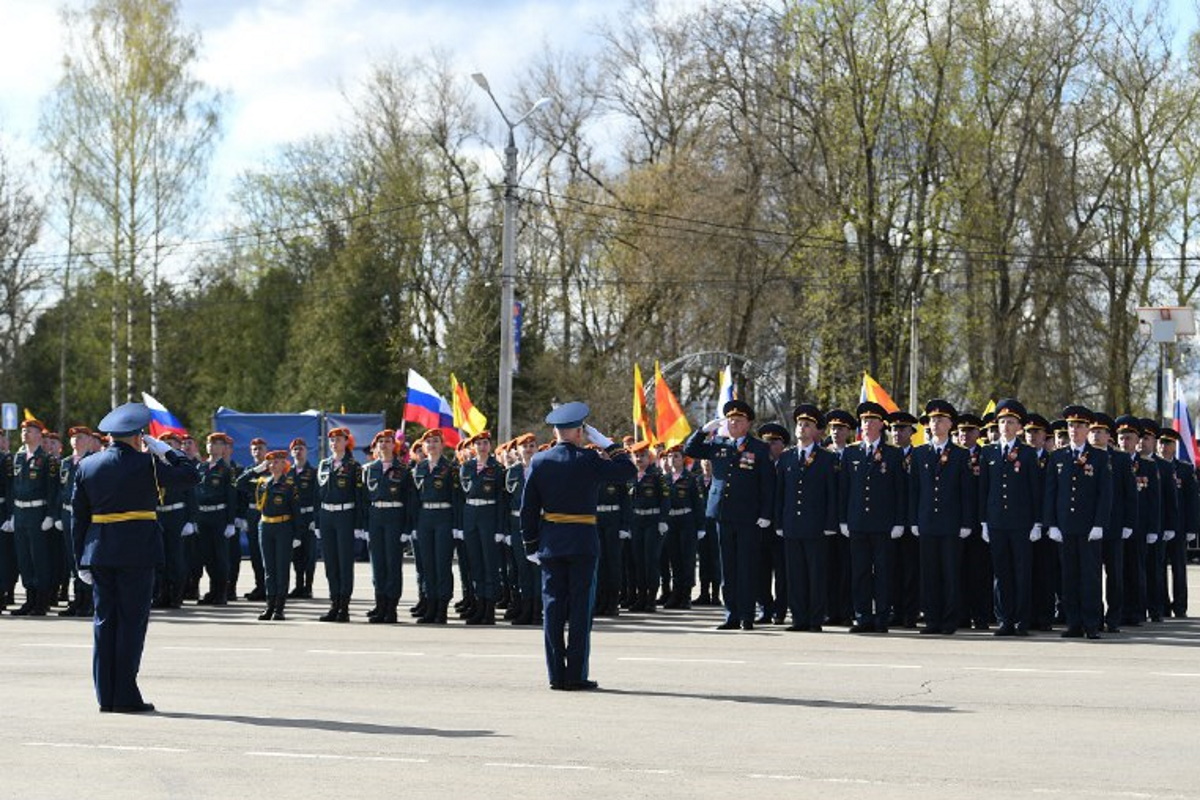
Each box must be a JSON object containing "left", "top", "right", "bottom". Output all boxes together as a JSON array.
[
  {"left": 643, "top": 588, "right": 657, "bottom": 613},
  {"left": 273, "top": 596, "right": 286, "bottom": 621},
  {"left": 511, "top": 597, "right": 533, "bottom": 626},
  {"left": 435, "top": 598, "right": 449, "bottom": 624},
  {"left": 258, "top": 598, "right": 275, "bottom": 621},
  {"left": 484, "top": 599, "right": 496, "bottom": 625},
  {"left": 383, "top": 595, "right": 399, "bottom": 623},
  {"left": 11, "top": 589, "right": 35, "bottom": 616},
  {"left": 318, "top": 596, "right": 339, "bottom": 622},
  {"left": 495, "top": 587, "right": 510, "bottom": 610},
  {"left": 457, "top": 595, "right": 477, "bottom": 619},
  {"left": 466, "top": 599, "right": 489, "bottom": 626},
  {"left": 245, "top": 585, "right": 266, "bottom": 602},
  {"left": 410, "top": 594, "right": 427, "bottom": 617},
  {"left": 663, "top": 587, "right": 681, "bottom": 609},
  {"left": 30, "top": 589, "right": 49, "bottom": 616},
  {"left": 366, "top": 592, "right": 383, "bottom": 621},
  {"left": 504, "top": 592, "right": 521, "bottom": 620},
  {"left": 335, "top": 594, "right": 350, "bottom": 622}
]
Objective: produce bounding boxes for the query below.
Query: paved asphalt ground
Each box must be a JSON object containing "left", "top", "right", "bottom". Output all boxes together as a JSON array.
[{"left": 2, "top": 562, "right": 1199, "bottom": 800}]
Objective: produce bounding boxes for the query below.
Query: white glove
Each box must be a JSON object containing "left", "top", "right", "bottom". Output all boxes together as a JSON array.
[
  {"left": 54, "top": 519, "right": 63, "bottom": 531},
  {"left": 839, "top": 523, "right": 850, "bottom": 537},
  {"left": 400, "top": 533, "right": 411, "bottom": 543},
  {"left": 314, "top": 528, "right": 321, "bottom": 540},
  {"left": 143, "top": 435, "right": 171, "bottom": 456},
  {"left": 0, "top": 518, "right": 12, "bottom": 533},
  {"left": 234, "top": 518, "right": 247, "bottom": 532},
  {"left": 584, "top": 424, "right": 613, "bottom": 449},
  {"left": 1048, "top": 526, "right": 1063, "bottom": 543},
  {"left": 1122, "top": 527, "right": 1132, "bottom": 540},
  {"left": 40, "top": 516, "right": 53, "bottom": 531},
  {"left": 890, "top": 525, "right": 904, "bottom": 540},
  {"left": 756, "top": 517, "right": 771, "bottom": 529},
  {"left": 1189, "top": 533, "right": 1197, "bottom": 544},
  {"left": 775, "top": 528, "right": 783, "bottom": 538},
  {"left": 658, "top": 522, "right": 669, "bottom": 534},
  {"left": 452, "top": 529, "right": 464, "bottom": 540},
  {"left": 292, "top": 539, "right": 301, "bottom": 548},
  {"left": 981, "top": 522, "right": 989, "bottom": 539},
  {"left": 309, "top": 521, "right": 316, "bottom": 531},
  {"left": 1087, "top": 526, "right": 1103, "bottom": 542},
  {"left": 824, "top": 529, "right": 837, "bottom": 537},
  {"left": 504, "top": 535, "right": 512, "bottom": 546},
  {"left": 1164, "top": 530, "right": 1176, "bottom": 542},
  {"left": 1147, "top": 532, "right": 1158, "bottom": 544},
  {"left": 526, "top": 553, "right": 541, "bottom": 565},
  {"left": 982, "top": 530, "right": 990, "bottom": 544},
  {"left": 409, "top": 529, "right": 416, "bottom": 541},
  {"left": 619, "top": 530, "right": 632, "bottom": 540},
  {"left": 959, "top": 528, "right": 971, "bottom": 539},
  {"left": 702, "top": 418, "right": 723, "bottom": 434},
  {"left": 1030, "top": 525, "right": 1042, "bottom": 542},
  {"left": 223, "top": 524, "right": 236, "bottom": 539},
  {"left": 253, "top": 460, "right": 269, "bottom": 474},
  {"left": 912, "top": 526, "right": 920, "bottom": 537},
  {"left": 494, "top": 533, "right": 505, "bottom": 543},
  {"left": 181, "top": 522, "right": 196, "bottom": 537},
  {"left": 78, "top": 569, "right": 93, "bottom": 585},
  {"left": 697, "top": 528, "right": 706, "bottom": 540}
]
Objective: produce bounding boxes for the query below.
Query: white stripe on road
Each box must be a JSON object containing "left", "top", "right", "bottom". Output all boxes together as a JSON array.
[
  {"left": 456, "top": 653, "right": 541, "bottom": 659},
  {"left": 785, "top": 662, "right": 923, "bottom": 670},
  {"left": 305, "top": 649, "right": 425, "bottom": 657},
  {"left": 247, "top": 751, "right": 427, "bottom": 763},
  {"left": 618, "top": 657, "right": 746, "bottom": 664},
  {"left": 1149, "top": 671, "right": 1200, "bottom": 678},
  {"left": 962, "top": 667, "right": 1103, "bottom": 675},
  {"left": 19, "top": 643, "right": 90, "bottom": 649},
  {"left": 162, "top": 646, "right": 272, "bottom": 653},
  {"left": 25, "top": 742, "right": 189, "bottom": 753},
  {"left": 485, "top": 762, "right": 597, "bottom": 771}
]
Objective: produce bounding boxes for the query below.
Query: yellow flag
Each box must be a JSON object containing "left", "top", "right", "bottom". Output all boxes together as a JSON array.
[
  {"left": 654, "top": 361, "right": 692, "bottom": 449},
  {"left": 451, "top": 373, "right": 488, "bottom": 437},
  {"left": 633, "top": 364, "right": 655, "bottom": 444}
]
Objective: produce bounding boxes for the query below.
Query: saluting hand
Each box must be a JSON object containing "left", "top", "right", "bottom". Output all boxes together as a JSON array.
[{"left": 701, "top": 418, "right": 723, "bottom": 434}]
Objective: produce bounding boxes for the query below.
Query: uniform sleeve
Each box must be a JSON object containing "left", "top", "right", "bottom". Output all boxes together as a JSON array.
[
  {"left": 757, "top": 446, "right": 774, "bottom": 520},
  {"left": 958, "top": 455, "right": 975, "bottom": 530},
  {"left": 893, "top": 449, "right": 907, "bottom": 528},
  {"left": 1093, "top": 451, "right": 1112, "bottom": 530},
  {"left": 45, "top": 457, "right": 60, "bottom": 521},
  {"left": 1120, "top": 458, "right": 1137, "bottom": 531},
  {"left": 838, "top": 454, "right": 851, "bottom": 526},
  {"left": 452, "top": 466, "right": 464, "bottom": 531},
  {"left": 773, "top": 458, "right": 785, "bottom": 530},
  {"left": 907, "top": 452, "right": 920, "bottom": 529},
  {"left": 682, "top": 429, "right": 716, "bottom": 460},
  {"left": 519, "top": 466, "right": 543, "bottom": 550},
  {"left": 224, "top": 466, "right": 238, "bottom": 526},
  {"left": 1146, "top": 465, "right": 1162, "bottom": 534},
  {"left": 978, "top": 449, "right": 991, "bottom": 526},
  {"left": 70, "top": 470, "right": 92, "bottom": 567},
  {"left": 1159, "top": 460, "right": 1178, "bottom": 533},
  {"left": 356, "top": 462, "right": 369, "bottom": 530},
  {"left": 823, "top": 456, "right": 839, "bottom": 533},
  {"left": 1043, "top": 455, "right": 1058, "bottom": 528},
  {"left": 1183, "top": 465, "right": 1200, "bottom": 534},
  {"left": 657, "top": 473, "right": 670, "bottom": 520}
]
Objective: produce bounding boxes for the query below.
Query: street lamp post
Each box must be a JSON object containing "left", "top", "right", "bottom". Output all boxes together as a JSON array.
[{"left": 471, "top": 72, "right": 550, "bottom": 443}]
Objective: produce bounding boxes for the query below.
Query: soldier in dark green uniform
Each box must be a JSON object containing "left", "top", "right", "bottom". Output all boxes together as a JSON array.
[
  {"left": 315, "top": 427, "right": 366, "bottom": 622},
  {"left": 245, "top": 450, "right": 300, "bottom": 621},
  {"left": 365, "top": 430, "right": 412, "bottom": 624},
  {"left": 193, "top": 433, "right": 237, "bottom": 606},
  {"left": 5, "top": 419, "right": 59, "bottom": 616},
  {"left": 460, "top": 431, "right": 504, "bottom": 625},
  {"left": 413, "top": 429, "right": 462, "bottom": 624},
  {"left": 287, "top": 438, "right": 318, "bottom": 600}
]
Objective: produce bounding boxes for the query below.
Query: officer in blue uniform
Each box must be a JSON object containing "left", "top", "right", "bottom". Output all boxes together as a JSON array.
[
  {"left": 887, "top": 411, "right": 921, "bottom": 628},
  {"left": 1157, "top": 429, "right": 1196, "bottom": 618},
  {"left": 840, "top": 401, "right": 906, "bottom": 633},
  {"left": 592, "top": 438, "right": 630, "bottom": 618},
  {"left": 520, "top": 402, "right": 636, "bottom": 691},
  {"left": 0, "top": 434, "right": 12, "bottom": 609},
  {"left": 824, "top": 409, "right": 856, "bottom": 625},
  {"left": 661, "top": 444, "right": 703, "bottom": 610},
  {"left": 57, "top": 426, "right": 94, "bottom": 616},
  {"left": 315, "top": 427, "right": 366, "bottom": 622},
  {"left": 956, "top": 413, "right": 993, "bottom": 629},
  {"left": 683, "top": 399, "right": 775, "bottom": 630},
  {"left": 287, "top": 438, "right": 318, "bottom": 600},
  {"left": 365, "top": 430, "right": 412, "bottom": 625},
  {"left": 1024, "top": 414, "right": 1059, "bottom": 630},
  {"left": 1142, "top": 419, "right": 1176, "bottom": 622},
  {"left": 245, "top": 450, "right": 300, "bottom": 621},
  {"left": 72, "top": 402, "right": 199, "bottom": 712},
  {"left": 193, "top": 433, "right": 237, "bottom": 606},
  {"left": 695, "top": 459, "right": 721, "bottom": 606},
  {"left": 149, "top": 431, "right": 192, "bottom": 611},
  {"left": 909, "top": 399, "right": 973, "bottom": 635},
  {"left": 774, "top": 404, "right": 838, "bottom": 632},
  {"left": 6, "top": 419, "right": 59, "bottom": 616},
  {"left": 506, "top": 433, "right": 543, "bottom": 624},
  {"left": 979, "top": 399, "right": 1042, "bottom": 636},
  {"left": 1119, "top": 416, "right": 1158, "bottom": 627},
  {"left": 1092, "top": 414, "right": 1135, "bottom": 633},
  {"left": 460, "top": 431, "right": 504, "bottom": 625},
  {"left": 413, "top": 430, "right": 462, "bottom": 625},
  {"left": 628, "top": 441, "right": 669, "bottom": 612},
  {"left": 755, "top": 422, "right": 789, "bottom": 623},
  {"left": 1043, "top": 406, "right": 1111, "bottom": 638}
]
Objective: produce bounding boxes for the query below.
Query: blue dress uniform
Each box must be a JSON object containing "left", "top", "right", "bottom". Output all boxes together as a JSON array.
[
  {"left": 316, "top": 429, "right": 366, "bottom": 622},
  {"left": 72, "top": 403, "right": 199, "bottom": 712},
  {"left": 0, "top": 449, "right": 13, "bottom": 607},
  {"left": 251, "top": 455, "right": 301, "bottom": 620},
  {"left": 958, "top": 418, "right": 994, "bottom": 629},
  {"left": 365, "top": 443, "right": 413, "bottom": 625},
  {"left": 1125, "top": 440, "right": 1161, "bottom": 626},
  {"left": 1026, "top": 417, "right": 1059, "bottom": 630},
  {"left": 234, "top": 462, "right": 267, "bottom": 600},
  {"left": 288, "top": 452, "right": 318, "bottom": 598},
  {"left": 506, "top": 449, "right": 542, "bottom": 624},
  {"left": 413, "top": 443, "right": 462, "bottom": 624},
  {"left": 1101, "top": 445, "right": 1136, "bottom": 631},
  {"left": 695, "top": 469, "right": 721, "bottom": 605},
  {"left": 774, "top": 405, "right": 839, "bottom": 631},
  {"left": 908, "top": 400, "right": 974, "bottom": 634},
  {"left": 755, "top": 423, "right": 790, "bottom": 624},
  {"left": 520, "top": 402, "right": 636, "bottom": 690},
  {"left": 1163, "top": 440, "right": 1197, "bottom": 618},
  {"left": 57, "top": 439, "right": 93, "bottom": 617},
  {"left": 460, "top": 439, "right": 505, "bottom": 625},
  {"left": 153, "top": 450, "right": 193, "bottom": 610},
  {"left": 683, "top": 399, "right": 775, "bottom": 629},
  {"left": 193, "top": 440, "right": 237, "bottom": 605},
  {"left": 628, "top": 452, "right": 669, "bottom": 613},
  {"left": 840, "top": 402, "right": 907, "bottom": 633},
  {"left": 1044, "top": 407, "right": 1112, "bottom": 638},
  {"left": 1147, "top": 422, "right": 1178, "bottom": 622},
  {"left": 9, "top": 422, "right": 60, "bottom": 616},
  {"left": 978, "top": 400, "right": 1043, "bottom": 635},
  {"left": 824, "top": 409, "right": 856, "bottom": 624},
  {"left": 889, "top": 420, "right": 921, "bottom": 629},
  {"left": 593, "top": 450, "right": 630, "bottom": 618},
  {"left": 662, "top": 459, "right": 703, "bottom": 610}
]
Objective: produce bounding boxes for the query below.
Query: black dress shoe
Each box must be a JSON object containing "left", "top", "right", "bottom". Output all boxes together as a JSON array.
[
  {"left": 972, "top": 621, "right": 990, "bottom": 631},
  {"left": 716, "top": 620, "right": 740, "bottom": 630},
  {"left": 1060, "top": 628, "right": 1084, "bottom": 638},
  {"left": 940, "top": 626, "right": 957, "bottom": 635},
  {"left": 549, "top": 681, "right": 566, "bottom": 691},
  {"left": 919, "top": 626, "right": 942, "bottom": 635},
  {"left": 102, "top": 702, "right": 156, "bottom": 714},
  {"left": 1105, "top": 624, "right": 1121, "bottom": 634},
  {"left": 1085, "top": 630, "right": 1102, "bottom": 640},
  {"left": 566, "top": 679, "right": 599, "bottom": 691},
  {"left": 849, "top": 622, "right": 875, "bottom": 633},
  {"left": 873, "top": 626, "right": 889, "bottom": 634},
  {"left": 785, "top": 623, "right": 809, "bottom": 632},
  {"left": 1013, "top": 627, "right": 1030, "bottom": 637},
  {"left": 810, "top": 625, "right": 822, "bottom": 632},
  {"left": 773, "top": 616, "right": 787, "bottom": 625},
  {"left": 994, "top": 625, "right": 1015, "bottom": 637},
  {"left": 740, "top": 620, "right": 754, "bottom": 631}
]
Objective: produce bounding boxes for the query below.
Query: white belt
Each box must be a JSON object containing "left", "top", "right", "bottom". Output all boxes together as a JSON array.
[
  {"left": 197, "top": 503, "right": 226, "bottom": 512},
  {"left": 157, "top": 502, "right": 186, "bottom": 513},
  {"left": 596, "top": 504, "right": 621, "bottom": 513},
  {"left": 322, "top": 502, "right": 355, "bottom": 512},
  {"left": 466, "top": 499, "right": 496, "bottom": 507},
  {"left": 668, "top": 508, "right": 692, "bottom": 517},
  {"left": 634, "top": 508, "right": 660, "bottom": 516},
  {"left": 14, "top": 499, "right": 46, "bottom": 509},
  {"left": 372, "top": 501, "right": 404, "bottom": 509},
  {"left": 422, "top": 502, "right": 451, "bottom": 510},
  {"left": 300, "top": 506, "right": 314, "bottom": 514}
]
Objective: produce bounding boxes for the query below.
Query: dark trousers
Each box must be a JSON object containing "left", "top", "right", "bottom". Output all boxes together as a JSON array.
[
  {"left": 541, "top": 554, "right": 597, "bottom": 685},
  {"left": 245, "top": 515, "right": 264, "bottom": 590},
  {"left": 259, "top": 523, "right": 293, "bottom": 597},
  {"left": 961, "top": 532, "right": 993, "bottom": 626},
  {"left": 196, "top": 520, "right": 229, "bottom": 584},
  {"left": 1101, "top": 534, "right": 1124, "bottom": 627},
  {"left": 697, "top": 520, "right": 720, "bottom": 593},
  {"left": 757, "top": 528, "right": 786, "bottom": 618},
  {"left": 667, "top": 517, "right": 698, "bottom": 593},
  {"left": 227, "top": 531, "right": 242, "bottom": 587},
  {"left": 511, "top": 530, "right": 539, "bottom": 599},
  {"left": 1145, "top": 540, "right": 1166, "bottom": 620},
  {"left": 1165, "top": 534, "right": 1188, "bottom": 616},
  {"left": 596, "top": 519, "right": 623, "bottom": 609},
  {"left": 14, "top": 520, "right": 52, "bottom": 591},
  {"left": 0, "top": 531, "right": 17, "bottom": 593},
  {"left": 1060, "top": 535, "right": 1102, "bottom": 632},
  {"left": 417, "top": 516, "right": 454, "bottom": 602},
  {"left": 1031, "top": 537, "right": 1060, "bottom": 627},
  {"left": 1122, "top": 534, "right": 1147, "bottom": 624},
  {"left": 850, "top": 531, "right": 890, "bottom": 626},
  {"left": 367, "top": 514, "right": 404, "bottom": 599},
  {"left": 158, "top": 511, "right": 187, "bottom": 594},
  {"left": 631, "top": 517, "right": 663, "bottom": 597},
  {"left": 718, "top": 521, "right": 760, "bottom": 623},
  {"left": 990, "top": 527, "right": 1032, "bottom": 630},
  {"left": 826, "top": 534, "right": 853, "bottom": 623},
  {"left": 319, "top": 509, "right": 357, "bottom": 598},
  {"left": 920, "top": 535, "right": 961, "bottom": 632},
  {"left": 890, "top": 532, "right": 920, "bottom": 625},
  {"left": 463, "top": 519, "right": 499, "bottom": 601},
  {"left": 90, "top": 566, "right": 154, "bottom": 709},
  {"left": 784, "top": 536, "right": 827, "bottom": 627}
]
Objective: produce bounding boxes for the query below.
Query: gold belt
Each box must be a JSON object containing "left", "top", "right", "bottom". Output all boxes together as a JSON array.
[
  {"left": 261, "top": 514, "right": 293, "bottom": 524},
  {"left": 542, "top": 512, "right": 597, "bottom": 525},
  {"left": 92, "top": 511, "right": 157, "bottom": 523}
]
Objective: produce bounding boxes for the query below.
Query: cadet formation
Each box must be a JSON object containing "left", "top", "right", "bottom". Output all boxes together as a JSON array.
[{"left": 1, "top": 396, "right": 1196, "bottom": 644}]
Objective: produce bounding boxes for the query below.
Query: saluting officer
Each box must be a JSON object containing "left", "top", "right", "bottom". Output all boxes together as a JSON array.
[
  {"left": 287, "top": 438, "right": 318, "bottom": 600},
  {"left": 413, "top": 430, "right": 462, "bottom": 624},
  {"left": 365, "top": 430, "right": 412, "bottom": 625},
  {"left": 909, "top": 399, "right": 973, "bottom": 635},
  {"left": 840, "top": 401, "right": 907, "bottom": 633},
  {"left": 193, "top": 433, "right": 237, "bottom": 606},
  {"left": 1092, "top": 414, "right": 1135, "bottom": 633},
  {"left": 520, "top": 402, "right": 636, "bottom": 691},
  {"left": 979, "top": 399, "right": 1042, "bottom": 636},
  {"left": 315, "top": 427, "right": 366, "bottom": 622},
  {"left": 683, "top": 399, "right": 775, "bottom": 631},
  {"left": 460, "top": 431, "right": 504, "bottom": 625},
  {"left": 1044, "top": 406, "right": 1111, "bottom": 639},
  {"left": 774, "top": 404, "right": 838, "bottom": 632},
  {"left": 6, "top": 419, "right": 60, "bottom": 616},
  {"left": 1156, "top": 429, "right": 1196, "bottom": 618}
]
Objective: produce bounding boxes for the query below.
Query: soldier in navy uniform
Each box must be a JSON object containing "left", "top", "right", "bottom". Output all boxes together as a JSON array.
[
  {"left": 755, "top": 422, "right": 789, "bottom": 624},
  {"left": 460, "top": 431, "right": 504, "bottom": 625},
  {"left": 72, "top": 402, "right": 199, "bottom": 712},
  {"left": 287, "top": 438, "right": 318, "bottom": 600},
  {"left": 0, "top": 432, "right": 12, "bottom": 609},
  {"left": 683, "top": 399, "right": 775, "bottom": 630},
  {"left": 1156, "top": 429, "right": 1196, "bottom": 618},
  {"left": 1119, "top": 416, "right": 1158, "bottom": 627},
  {"left": 57, "top": 426, "right": 94, "bottom": 617},
  {"left": 888, "top": 411, "right": 921, "bottom": 628},
  {"left": 193, "top": 433, "right": 237, "bottom": 606},
  {"left": 521, "top": 402, "right": 636, "bottom": 691},
  {"left": 694, "top": 459, "right": 720, "bottom": 606},
  {"left": 315, "top": 427, "right": 366, "bottom": 622},
  {"left": 824, "top": 409, "right": 856, "bottom": 625},
  {"left": 1043, "top": 406, "right": 1111, "bottom": 638},
  {"left": 979, "top": 399, "right": 1042, "bottom": 636},
  {"left": 363, "top": 430, "right": 412, "bottom": 625},
  {"left": 774, "top": 404, "right": 838, "bottom": 631},
  {"left": 150, "top": 431, "right": 193, "bottom": 611},
  {"left": 909, "top": 399, "right": 973, "bottom": 635},
  {"left": 237, "top": 437, "right": 270, "bottom": 602},
  {"left": 1091, "top": 414, "right": 1135, "bottom": 633},
  {"left": 956, "top": 413, "right": 992, "bottom": 629},
  {"left": 5, "top": 419, "right": 59, "bottom": 616},
  {"left": 1142, "top": 419, "right": 1176, "bottom": 622},
  {"left": 840, "top": 401, "right": 906, "bottom": 633},
  {"left": 661, "top": 444, "right": 703, "bottom": 610},
  {"left": 1024, "top": 414, "right": 1059, "bottom": 630},
  {"left": 506, "top": 433, "right": 544, "bottom": 624},
  {"left": 413, "top": 430, "right": 462, "bottom": 624},
  {"left": 627, "top": 441, "right": 669, "bottom": 612},
  {"left": 243, "top": 450, "right": 301, "bottom": 621}
]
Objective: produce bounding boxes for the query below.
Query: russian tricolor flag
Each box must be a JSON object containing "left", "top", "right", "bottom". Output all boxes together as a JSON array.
[
  {"left": 1173, "top": 380, "right": 1198, "bottom": 465},
  {"left": 141, "top": 392, "right": 188, "bottom": 438},
  {"left": 403, "top": 369, "right": 460, "bottom": 446}
]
